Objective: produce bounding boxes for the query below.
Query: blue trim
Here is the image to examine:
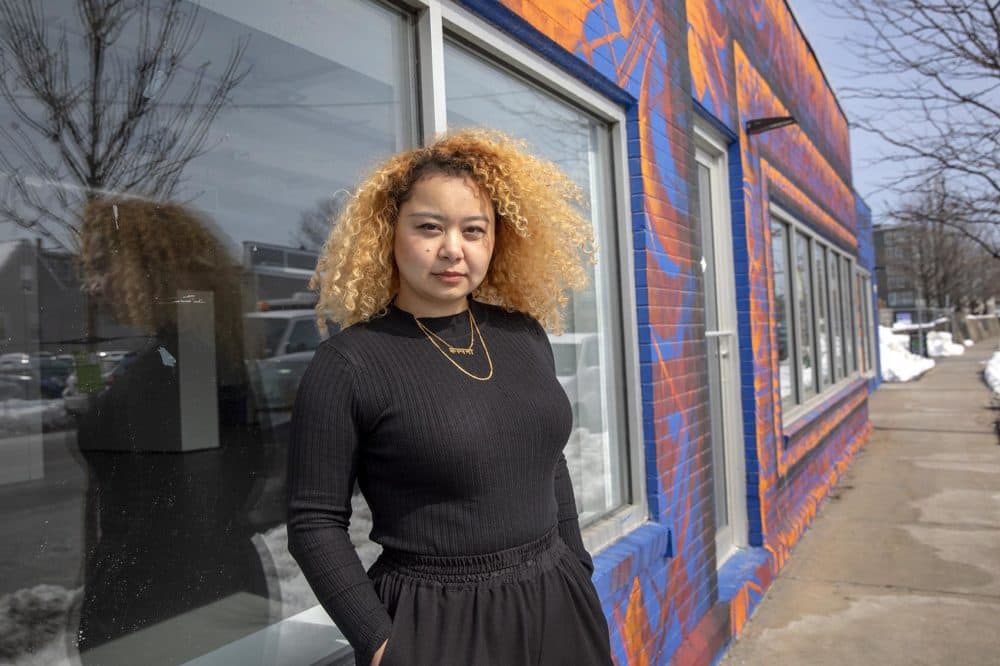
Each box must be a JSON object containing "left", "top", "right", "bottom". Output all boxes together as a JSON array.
[
  {"left": 716, "top": 547, "right": 771, "bottom": 602},
  {"left": 456, "top": 0, "right": 635, "bottom": 108},
  {"left": 692, "top": 99, "right": 738, "bottom": 143},
  {"left": 591, "top": 522, "right": 673, "bottom": 602},
  {"left": 727, "top": 137, "right": 764, "bottom": 547}
]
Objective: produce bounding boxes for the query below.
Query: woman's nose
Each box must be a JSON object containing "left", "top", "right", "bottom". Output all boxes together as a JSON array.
[{"left": 439, "top": 230, "right": 463, "bottom": 259}]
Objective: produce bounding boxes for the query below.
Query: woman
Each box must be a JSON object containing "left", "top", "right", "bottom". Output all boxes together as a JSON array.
[{"left": 287, "top": 129, "right": 613, "bottom": 666}]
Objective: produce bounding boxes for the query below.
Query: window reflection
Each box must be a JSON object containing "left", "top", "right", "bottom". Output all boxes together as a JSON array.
[
  {"left": 444, "top": 41, "right": 625, "bottom": 525},
  {"left": 771, "top": 221, "right": 794, "bottom": 406},
  {"left": 0, "top": 0, "right": 412, "bottom": 662}
]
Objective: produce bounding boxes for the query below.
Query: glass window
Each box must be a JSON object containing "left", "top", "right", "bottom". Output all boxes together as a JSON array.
[
  {"left": 857, "top": 272, "right": 875, "bottom": 374},
  {"left": 0, "top": 1, "right": 414, "bottom": 663},
  {"left": 842, "top": 257, "right": 857, "bottom": 373},
  {"left": 772, "top": 207, "right": 871, "bottom": 420},
  {"left": 444, "top": 41, "right": 626, "bottom": 525},
  {"left": 828, "top": 252, "right": 845, "bottom": 381},
  {"left": 793, "top": 232, "right": 817, "bottom": 399},
  {"left": 771, "top": 220, "right": 795, "bottom": 408},
  {"left": 813, "top": 243, "right": 831, "bottom": 389}
]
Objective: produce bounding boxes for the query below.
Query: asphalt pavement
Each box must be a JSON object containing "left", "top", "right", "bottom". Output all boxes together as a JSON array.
[{"left": 722, "top": 338, "right": 1000, "bottom": 666}]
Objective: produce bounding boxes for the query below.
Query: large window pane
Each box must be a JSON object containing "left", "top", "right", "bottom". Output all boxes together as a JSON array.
[
  {"left": 828, "top": 252, "right": 845, "bottom": 381},
  {"left": 794, "top": 233, "right": 817, "bottom": 399},
  {"left": 856, "top": 272, "right": 870, "bottom": 373},
  {"left": 0, "top": 1, "right": 413, "bottom": 663},
  {"left": 842, "top": 258, "right": 857, "bottom": 373},
  {"left": 813, "top": 243, "right": 831, "bottom": 388},
  {"left": 771, "top": 220, "right": 795, "bottom": 407},
  {"left": 444, "top": 42, "right": 626, "bottom": 525}
]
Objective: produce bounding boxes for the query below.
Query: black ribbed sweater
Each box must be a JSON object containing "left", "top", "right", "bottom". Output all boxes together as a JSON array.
[{"left": 286, "top": 299, "right": 594, "bottom": 666}]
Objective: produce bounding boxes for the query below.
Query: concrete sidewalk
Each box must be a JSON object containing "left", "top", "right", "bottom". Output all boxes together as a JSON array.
[{"left": 722, "top": 339, "right": 1000, "bottom": 666}]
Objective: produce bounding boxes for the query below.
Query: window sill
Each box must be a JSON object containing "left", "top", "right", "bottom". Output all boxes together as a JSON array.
[
  {"left": 589, "top": 521, "right": 673, "bottom": 600},
  {"left": 781, "top": 374, "right": 869, "bottom": 444}
]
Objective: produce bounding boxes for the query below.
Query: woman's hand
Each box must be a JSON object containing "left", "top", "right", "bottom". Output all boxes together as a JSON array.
[{"left": 370, "top": 639, "right": 388, "bottom": 666}]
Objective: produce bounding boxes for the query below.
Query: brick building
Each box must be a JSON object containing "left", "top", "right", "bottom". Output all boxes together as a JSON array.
[{"left": 0, "top": 1, "right": 879, "bottom": 664}]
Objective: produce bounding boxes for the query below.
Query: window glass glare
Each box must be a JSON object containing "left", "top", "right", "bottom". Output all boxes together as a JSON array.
[
  {"left": 771, "top": 210, "right": 874, "bottom": 420},
  {"left": 813, "top": 244, "right": 830, "bottom": 388},
  {"left": 0, "top": 1, "right": 413, "bottom": 662},
  {"left": 770, "top": 221, "right": 795, "bottom": 405},
  {"left": 828, "top": 255, "right": 844, "bottom": 381},
  {"left": 794, "top": 233, "right": 816, "bottom": 398},
  {"left": 444, "top": 41, "right": 625, "bottom": 525}
]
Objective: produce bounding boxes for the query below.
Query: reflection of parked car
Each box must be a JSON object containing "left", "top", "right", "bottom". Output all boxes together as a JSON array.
[
  {"left": 39, "top": 356, "right": 74, "bottom": 398},
  {"left": 62, "top": 351, "right": 132, "bottom": 414},
  {"left": 549, "top": 333, "right": 602, "bottom": 431},
  {"left": 0, "top": 352, "right": 76, "bottom": 399},
  {"left": 243, "top": 308, "right": 337, "bottom": 424},
  {"left": 244, "top": 309, "right": 325, "bottom": 359}
]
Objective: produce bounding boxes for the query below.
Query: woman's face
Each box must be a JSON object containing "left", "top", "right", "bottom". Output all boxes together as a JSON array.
[{"left": 393, "top": 173, "right": 496, "bottom": 317}]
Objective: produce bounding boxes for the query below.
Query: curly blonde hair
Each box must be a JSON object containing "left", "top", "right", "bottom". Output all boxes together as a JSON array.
[
  {"left": 312, "top": 128, "right": 596, "bottom": 333},
  {"left": 79, "top": 198, "right": 244, "bottom": 374}
]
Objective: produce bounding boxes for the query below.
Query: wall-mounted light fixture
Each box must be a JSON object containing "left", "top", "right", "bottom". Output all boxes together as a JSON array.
[{"left": 745, "top": 115, "right": 797, "bottom": 136}]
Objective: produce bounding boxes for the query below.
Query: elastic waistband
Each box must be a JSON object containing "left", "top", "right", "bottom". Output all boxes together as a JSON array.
[{"left": 374, "top": 527, "right": 564, "bottom": 584}]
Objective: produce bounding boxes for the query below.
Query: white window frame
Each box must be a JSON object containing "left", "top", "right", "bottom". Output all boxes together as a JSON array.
[
  {"left": 771, "top": 204, "right": 864, "bottom": 425},
  {"left": 406, "top": 0, "right": 645, "bottom": 552}
]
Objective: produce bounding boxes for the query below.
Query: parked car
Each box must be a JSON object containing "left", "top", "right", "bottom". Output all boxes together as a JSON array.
[
  {"left": 39, "top": 356, "right": 74, "bottom": 398},
  {"left": 243, "top": 309, "right": 337, "bottom": 423}
]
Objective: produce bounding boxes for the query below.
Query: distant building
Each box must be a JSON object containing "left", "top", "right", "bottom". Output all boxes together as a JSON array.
[{"left": 874, "top": 225, "right": 918, "bottom": 310}]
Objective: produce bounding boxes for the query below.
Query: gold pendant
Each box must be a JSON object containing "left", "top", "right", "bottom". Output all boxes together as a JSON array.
[{"left": 449, "top": 347, "right": 473, "bottom": 355}]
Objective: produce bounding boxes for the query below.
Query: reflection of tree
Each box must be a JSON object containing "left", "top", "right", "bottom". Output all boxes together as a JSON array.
[
  {"left": 0, "top": 0, "right": 248, "bottom": 250},
  {"left": 292, "top": 193, "right": 348, "bottom": 252}
]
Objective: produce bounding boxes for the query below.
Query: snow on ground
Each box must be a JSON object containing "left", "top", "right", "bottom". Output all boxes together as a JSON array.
[
  {"left": 0, "top": 584, "right": 80, "bottom": 666},
  {"left": 985, "top": 351, "right": 1000, "bottom": 395},
  {"left": 926, "top": 331, "right": 966, "bottom": 357},
  {"left": 0, "top": 399, "right": 73, "bottom": 438},
  {"left": 880, "top": 326, "right": 935, "bottom": 382}
]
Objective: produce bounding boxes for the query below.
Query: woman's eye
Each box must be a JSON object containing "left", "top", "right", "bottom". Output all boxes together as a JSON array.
[
  {"left": 418, "top": 223, "right": 441, "bottom": 232},
  {"left": 464, "top": 227, "right": 485, "bottom": 237}
]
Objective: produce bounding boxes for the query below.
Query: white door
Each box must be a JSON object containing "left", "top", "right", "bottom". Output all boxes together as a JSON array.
[{"left": 695, "top": 129, "right": 748, "bottom": 564}]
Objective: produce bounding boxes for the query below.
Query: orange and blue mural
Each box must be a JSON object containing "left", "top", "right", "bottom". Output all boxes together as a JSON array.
[{"left": 465, "top": 0, "right": 874, "bottom": 663}]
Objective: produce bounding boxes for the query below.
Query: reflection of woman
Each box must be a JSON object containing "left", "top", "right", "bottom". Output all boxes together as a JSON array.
[
  {"left": 73, "top": 200, "right": 270, "bottom": 659},
  {"left": 288, "top": 130, "right": 613, "bottom": 666}
]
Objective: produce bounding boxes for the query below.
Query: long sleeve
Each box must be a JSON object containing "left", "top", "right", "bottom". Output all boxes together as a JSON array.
[
  {"left": 286, "top": 344, "right": 390, "bottom": 666},
  {"left": 554, "top": 453, "right": 595, "bottom": 574}
]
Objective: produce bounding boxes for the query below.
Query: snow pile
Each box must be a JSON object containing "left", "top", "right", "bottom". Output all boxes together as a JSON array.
[
  {"left": 879, "top": 326, "right": 935, "bottom": 382},
  {"left": 926, "top": 331, "right": 965, "bottom": 357},
  {"left": 0, "top": 584, "right": 80, "bottom": 666},
  {"left": 985, "top": 351, "right": 1000, "bottom": 395},
  {"left": 0, "top": 399, "right": 73, "bottom": 438},
  {"left": 964, "top": 339, "right": 974, "bottom": 347}
]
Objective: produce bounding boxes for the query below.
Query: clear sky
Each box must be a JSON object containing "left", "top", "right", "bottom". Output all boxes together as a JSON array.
[{"left": 784, "top": 1, "right": 894, "bottom": 223}]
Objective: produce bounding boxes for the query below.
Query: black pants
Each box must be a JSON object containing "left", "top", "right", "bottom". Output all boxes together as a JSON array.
[{"left": 367, "top": 529, "right": 614, "bottom": 666}]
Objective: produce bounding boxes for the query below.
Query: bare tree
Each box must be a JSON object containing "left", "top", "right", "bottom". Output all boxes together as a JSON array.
[
  {"left": 292, "top": 194, "right": 348, "bottom": 252},
  {"left": 832, "top": 0, "right": 999, "bottom": 260},
  {"left": 886, "top": 178, "right": 999, "bottom": 309},
  {"left": 0, "top": 0, "right": 249, "bottom": 250}
]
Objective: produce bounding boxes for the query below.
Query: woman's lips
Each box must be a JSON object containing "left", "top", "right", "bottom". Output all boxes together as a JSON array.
[{"left": 434, "top": 272, "right": 464, "bottom": 283}]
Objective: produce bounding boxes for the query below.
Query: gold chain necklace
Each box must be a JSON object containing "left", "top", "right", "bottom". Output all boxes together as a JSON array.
[
  {"left": 415, "top": 309, "right": 493, "bottom": 381},
  {"left": 413, "top": 310, "right": 474, "bottom": 355}
]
